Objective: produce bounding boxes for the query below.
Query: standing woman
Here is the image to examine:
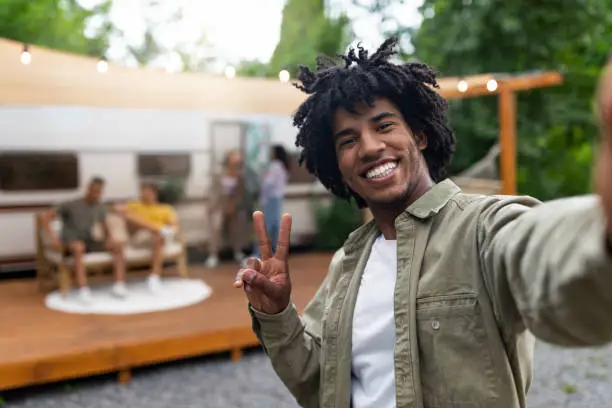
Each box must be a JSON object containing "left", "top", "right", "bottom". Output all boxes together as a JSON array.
[
  {"left": 205, "top": 149, "right": 246, "bottom": 268},
  {"left": 249, "top": 144, "right": 290, "bottom": 259}
]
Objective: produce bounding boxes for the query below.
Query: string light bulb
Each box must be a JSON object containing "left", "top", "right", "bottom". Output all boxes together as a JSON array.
[
  {"left": 279, "top": 69, "right": 290, "bottom": 83},
  {"left": 457, "top": 80, "right": 468, "bottom": 93},
  {"left": 21, "top": 44, "right": 32, "bottom": 65},
  {"left": 97, "top": 57, "right": 108, "bottom": 74},
  {"left": 224, "top": 65, "right": 236, "bottom": 79},
  {"left": 486, "top": 79, "right": 498, "bottom": 92}
]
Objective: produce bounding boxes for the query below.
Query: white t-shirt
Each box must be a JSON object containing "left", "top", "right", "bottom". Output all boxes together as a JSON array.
[{"left": 351, "top": 234, "right": 398, "bottom": 408}]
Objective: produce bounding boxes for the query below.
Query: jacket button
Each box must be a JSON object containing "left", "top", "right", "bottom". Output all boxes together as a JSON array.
[{"left": 431, "top": 320, "right": 440, "bottom": 330}]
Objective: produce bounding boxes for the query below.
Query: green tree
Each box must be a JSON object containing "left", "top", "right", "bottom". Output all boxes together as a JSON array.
[
  {"left": 0, "top": 0, "right": 113, "bottom": 57},
  {"left": 123, "top": 4, "right": 215, "bottom": 72},
  {"left": 236, "top": 60, "right": 272, "bottom": 77},
  {"left": 270, "top": 0, "right": 350, "bottom": 76},
  {"left": 408, "top": 0, "right": 612, "bottom": 200},
  {"left": 237, "top": 0, "right": 350, "bottom": 79},
  {"left": 350, "top": 0, "right": 412, "bottom": 45},
  {"left": 125, "top": 27, "right": 163, "bottom": 67}
]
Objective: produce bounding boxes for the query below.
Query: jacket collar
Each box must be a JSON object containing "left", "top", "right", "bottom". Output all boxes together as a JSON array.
[
  {"left": 404, "top": 178, "right": 461, "bottom": 219},
  {"left": 343, "top": 178, "right": 461, "bottom": 255}
]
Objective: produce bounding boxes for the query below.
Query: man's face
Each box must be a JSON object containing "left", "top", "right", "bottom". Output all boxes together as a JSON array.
[
  {"left": 333, "top": 98, "right": 427, "bottom": 207},
  {"left": 141, "top": 186, "right": 157, "bottom": 203},
  {"left": 86, "top": 182, "right": 104, "bottom": 203}
]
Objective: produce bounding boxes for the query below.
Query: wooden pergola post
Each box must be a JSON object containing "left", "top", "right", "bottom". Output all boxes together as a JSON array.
[{"left": 498, "top": 88, "right": 517, "bottom": 195}]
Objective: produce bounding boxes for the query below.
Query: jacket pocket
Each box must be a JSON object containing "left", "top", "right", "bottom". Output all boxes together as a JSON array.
[{"left": 416, "top": 293, "right": 499, "bottom": 407}]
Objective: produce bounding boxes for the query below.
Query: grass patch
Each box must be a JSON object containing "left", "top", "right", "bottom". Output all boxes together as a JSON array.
[{"left": 561, "top": 383, "right": 578, "bottom": 394}]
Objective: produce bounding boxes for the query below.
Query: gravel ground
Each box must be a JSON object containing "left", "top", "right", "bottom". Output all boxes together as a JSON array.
[{"left": 2, "top": 341, "right": 611, "bottom": 408}]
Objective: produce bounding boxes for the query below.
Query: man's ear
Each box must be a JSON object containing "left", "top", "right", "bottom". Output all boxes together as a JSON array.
[{"left": 416, "top": 133, "right": 428, "bottom": 150}]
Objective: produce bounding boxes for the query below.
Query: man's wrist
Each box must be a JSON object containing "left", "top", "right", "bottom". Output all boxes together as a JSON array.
[{"left": 249, "top": 302, "right": 292, "bottom": 319}]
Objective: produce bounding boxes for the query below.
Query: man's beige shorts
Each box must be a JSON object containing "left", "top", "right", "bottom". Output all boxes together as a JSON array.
[{"left": 130, "top": 229, "right": 157, "bottom": 248}]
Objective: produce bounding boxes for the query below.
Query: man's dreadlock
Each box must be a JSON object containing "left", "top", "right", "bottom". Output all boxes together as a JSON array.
[{"left": 292, "top": 36, "right": 456, "bottom": 208}]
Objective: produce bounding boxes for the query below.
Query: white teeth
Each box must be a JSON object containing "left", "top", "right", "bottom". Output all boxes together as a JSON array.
[{"left": 366, "top": 162, "right": 397, "bottom": 179}]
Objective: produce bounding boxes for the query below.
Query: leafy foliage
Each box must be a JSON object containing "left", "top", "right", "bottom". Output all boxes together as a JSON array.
[
  {"left": 238, "top": 0, "right": 350, "bottom": 78},
  {"left": 408, "top": 0, "right": 612, "bottom": 199},
  {"left": 0, "top": 0, "right": 113, "bottom": 57},
  {"left": 313, "top": 197, "right": 363, "bottom": 250},
  {"left": 157, "top": 178, "right": 185, "bottom": 205}
]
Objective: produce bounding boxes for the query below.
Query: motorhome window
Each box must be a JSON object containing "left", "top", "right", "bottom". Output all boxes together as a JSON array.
[
  {"left": 288, "top": 153, "right": 316, "bottom": 184},
  {"left": 0, "top": 153, "right": 79, "bottom": 191},
  {"left": 138, "top": 154, "right": 191, "bottom": 178}
]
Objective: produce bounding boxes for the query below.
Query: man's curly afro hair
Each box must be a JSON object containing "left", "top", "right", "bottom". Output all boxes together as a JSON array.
[{"left": 292, "top": 36, "right": 456, "bottom": 208}]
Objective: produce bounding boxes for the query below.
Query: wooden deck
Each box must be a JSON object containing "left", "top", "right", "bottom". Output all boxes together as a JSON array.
[{"left": 0, "top": 252, "right": 333, "bottom": 391}]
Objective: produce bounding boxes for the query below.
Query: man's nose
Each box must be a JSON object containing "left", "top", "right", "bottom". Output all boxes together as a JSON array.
[{"left": 358, "top": 130, "right": 385, "bottom": 161}]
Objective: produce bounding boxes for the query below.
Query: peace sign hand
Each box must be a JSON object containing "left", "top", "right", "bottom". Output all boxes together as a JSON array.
[{"left": 233, "top": 211, "right": 293, "bottom": 315}]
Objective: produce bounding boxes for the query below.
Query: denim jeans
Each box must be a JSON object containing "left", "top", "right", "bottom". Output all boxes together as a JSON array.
[{"left": 252, "top": 196, "right": 283, "bottom": 257}]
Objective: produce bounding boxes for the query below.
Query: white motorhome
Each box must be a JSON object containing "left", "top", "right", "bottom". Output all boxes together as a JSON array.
[
  {"left": 1, "top": 38, "right": 558, "bottom": 273},
  {"left": 0, "top": 39, "right": 329, "bottom": 273}
]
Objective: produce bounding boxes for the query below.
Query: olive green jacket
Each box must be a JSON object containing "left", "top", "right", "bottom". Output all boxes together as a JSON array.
[{"left": 250, "top": 179, "right": 612, "bottom": 408}]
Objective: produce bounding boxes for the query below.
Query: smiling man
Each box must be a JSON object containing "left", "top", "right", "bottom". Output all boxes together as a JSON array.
[{"left": 234, "top": 37, "right": 612, "bottom": 408}]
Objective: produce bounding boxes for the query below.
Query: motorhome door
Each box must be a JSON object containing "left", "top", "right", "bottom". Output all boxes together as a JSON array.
[{"left": 210, "top": 122, "right": 244, "bottom": 172}]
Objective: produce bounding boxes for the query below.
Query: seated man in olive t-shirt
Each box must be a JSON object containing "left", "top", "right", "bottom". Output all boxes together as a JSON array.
[
  {"left": 42, "top": 177, "right": 127, "bottom": 304},
  {"left": 114, "top": 182, "right": 179, "bottom": 294}
]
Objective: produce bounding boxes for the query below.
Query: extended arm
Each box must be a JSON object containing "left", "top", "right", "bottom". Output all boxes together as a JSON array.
[
  {"left": 480, "top": 195, "right": 612, "bottom": 347},
  {"left": 482, "top": 63, "right": 612, "bottom": 347},
  {"left": 40, "top": 208, "right": 62, "bottom": 249},
  {"left": 114, "top": 203, "right": 162, "bottom": 233}
]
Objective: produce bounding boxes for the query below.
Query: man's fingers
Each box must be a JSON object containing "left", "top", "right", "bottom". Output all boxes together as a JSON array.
[
  {"left": 253, "top": 211, "right": 273, "bottom": 260},
  {"left": 233, "top": 273, "right": 244, "bottom": 288},
  {"left": 274, "top": 213, "right": 292, "bottom": 262},
  {"left": 234, "top": 268, "right": 279, "bottom": 297},
  {"left": 245, "top": 256, "right": 262, "bottom": 272}
]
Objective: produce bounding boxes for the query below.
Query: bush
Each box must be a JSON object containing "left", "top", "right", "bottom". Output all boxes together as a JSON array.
[
  {"left": 158, "top": 178, "right": 185, "bottom": 204},
  {"left": 313, "top": 196, "right": 363, "bottom": 250}
]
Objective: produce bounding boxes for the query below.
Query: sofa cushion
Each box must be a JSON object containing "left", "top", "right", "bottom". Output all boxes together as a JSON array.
[
  {"left": 44, "top": 250, "right": 113, "bottom": 266},
  {"left": 44, "top": 242, "right": 183, "bottom": 266},
  {"left": 125, "top": 242, "right": 183, "bottom": 262}
]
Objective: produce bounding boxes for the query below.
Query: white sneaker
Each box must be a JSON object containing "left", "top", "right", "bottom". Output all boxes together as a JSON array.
[
  {"left": 205, "top": 255, "right": 219, "bottom": 268},
  {"left": 111, "top": 282, "right": 129, "bottom": 299},
  {"left": 147, "top": 274, "right": 162, "bottom": 294},
  {"left": 78, "top": 287, "right": 93, "bottom": 304}
]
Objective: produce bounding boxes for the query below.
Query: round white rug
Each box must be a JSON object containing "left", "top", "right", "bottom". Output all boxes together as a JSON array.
[{"left": 45, "top": 278, "right": 213, "bottom": 315}]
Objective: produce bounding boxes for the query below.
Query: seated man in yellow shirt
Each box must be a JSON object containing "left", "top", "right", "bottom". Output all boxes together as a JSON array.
[{"left": 114, "top": 182, "right": 179, "bottom": 293}]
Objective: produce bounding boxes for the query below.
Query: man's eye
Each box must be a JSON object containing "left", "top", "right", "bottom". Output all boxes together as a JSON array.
[
  {"left": 378, "top": 122, "right": 394, "bottom": 132},
  {"left": 338, "top": 137, "right": 356, "bottom": 147}
]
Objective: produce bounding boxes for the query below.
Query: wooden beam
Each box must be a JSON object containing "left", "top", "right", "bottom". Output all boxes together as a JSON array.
[
  {"left": 499, "top": 88, "right": 517, "bottom": 195},
  {"left": 0, "top": 38, "right": 563, "bottom": 111},
  {"left": 503, "top": 71, "right": 564, "bottom": 93},
  {"left": 438, "top": 71, "right": 563, "bottom": 101}
]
